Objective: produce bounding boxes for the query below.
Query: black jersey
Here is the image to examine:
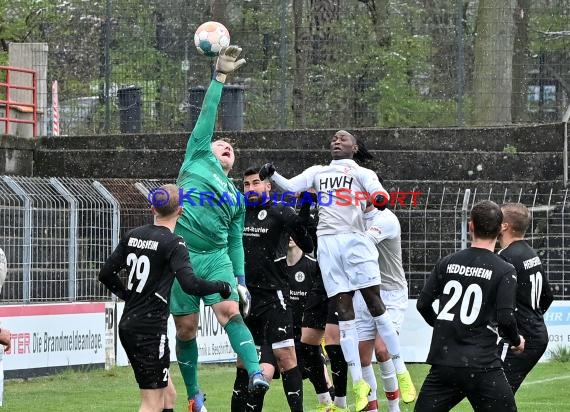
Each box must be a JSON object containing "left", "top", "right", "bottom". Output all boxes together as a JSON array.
[
  {"left": 99, "top": 224, "right": 226, "bottom": 333},
  {"left": 498, "top": 240, "right": 553, "bottom": 340},
  {"left": 243, "top": 202, "right": 313, "bottom": 290},
  {"left": 417, "top": 247, "right": 518, "bottom": 368},
  {"left": 287, "top": 254, "right": 318, "bottom": 334}
]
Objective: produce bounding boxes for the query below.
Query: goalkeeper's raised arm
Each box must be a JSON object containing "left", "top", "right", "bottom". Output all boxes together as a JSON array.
[{"left": 179, "top": 46, "right": 246, "bottom": 173}]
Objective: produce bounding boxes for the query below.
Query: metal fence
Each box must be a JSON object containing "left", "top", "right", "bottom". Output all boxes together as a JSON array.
[
  {"left": 0, "top": 177, "right": 568, "bottom": 303},
  {"left": 393, "top": 184, "right": 570, "bottom": 299},
  {"left": 2, "top": 0, "right": 569, "bottom": 135}
]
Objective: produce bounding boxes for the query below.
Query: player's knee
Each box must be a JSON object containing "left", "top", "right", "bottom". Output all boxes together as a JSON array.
[
  {"left": 213, "top": 300, "right": 241, "bottom": 325},
  {"left": 273, "top": 342, "right": 297, "bottom": 370},
  {"left": 361, "top": 289, "right": 385, "bottom": 316},
  {"left": 173, "top": 314, "right": 198, "bottom": 339},
  {"left": 335, "top": 301, "right": 355, "bottom": 321},
  {"left": 375, "top": 348, "right": 390, "bottom": 362}
]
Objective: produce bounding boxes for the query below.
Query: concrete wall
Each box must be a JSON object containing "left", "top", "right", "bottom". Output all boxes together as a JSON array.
[
  {"left": 0, "top": 123, "right": 565, "bottom": 184},
  {"left": 0, "top": 135, "right": 35, "bottom": 176}
]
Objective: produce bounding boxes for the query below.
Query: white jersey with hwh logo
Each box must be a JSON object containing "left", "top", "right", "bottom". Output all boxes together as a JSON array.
[
  {"left": 363, "top": 208, "right": 407, "bottom": 291},
  {"left": 271, "top": 159, "right": 388, "bottom": 236}
]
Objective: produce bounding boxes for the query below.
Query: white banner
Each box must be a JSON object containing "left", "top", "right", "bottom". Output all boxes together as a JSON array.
[
  {"left": 541, "top": 300, "right": 570, "bottom": 361},
  {"left": 104, "top": 302, "right": 116, "bottom": 369},
  {"left": 2, "top": 299, "right": 568, "bottom": 373},
  {"left": 399, "top": 300, "right": 433, "bottom": 362},
  {"left": 0, "top": 303, "right": 106, "bottom": 371},
  {"left": 116, "top": 300, "right": 236, "bottom": 367},
  {"left": 399, "top": 299, "right": 570, "bottom": 363}
]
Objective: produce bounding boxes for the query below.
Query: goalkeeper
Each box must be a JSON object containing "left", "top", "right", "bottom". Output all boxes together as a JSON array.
[{"left": 169, "top": 45, "right": 269, "bottom": 412}]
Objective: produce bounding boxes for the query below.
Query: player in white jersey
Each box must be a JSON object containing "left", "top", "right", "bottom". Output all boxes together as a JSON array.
[
  {"left": 353, "top": 204, "right": 416, "bottom": 411},
  {"left": 259, "top": 130, "right": 404, "bottom": 412}
]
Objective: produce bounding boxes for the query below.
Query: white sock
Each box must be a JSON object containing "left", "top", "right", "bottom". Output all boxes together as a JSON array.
[
  {"left": 391, "top": 353, "right": 406, "bottom": 374},
  {"left": 380, "top": 359, "right": 400, "bottom": 410},
  {"left": 362, "top": 364, "right": 377, "bottom": 403},
  {"left": 338, "top": 319, "right": 363, "bottom": 382},
  {"left": 317, "top": 392, "right": 332, "bottom": 404},
  {"left": 374, "top": 313, "right": 405, "bottom": 372},
  {"left": 334, "top": 396, "right": 347, "bottom": 408}
]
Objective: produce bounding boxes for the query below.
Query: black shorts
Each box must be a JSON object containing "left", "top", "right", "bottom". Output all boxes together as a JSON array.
[
  {"left": 503, "top": 336, "right": 548, "bottom": 393},
  {"left": 415, "top": 365, "right": 516, "bottom": 412},
  {"left": 246, "top": 288, "right": 295, "bottom": 346},
  {"left": 119, "top": 328, "right": 170, "bottom": 390},
  {"left": 302, "top": 291, "right": 328, "bottom": 331},
  {"left": 326, "top": 298, "right": 339, "bottom": 325}
]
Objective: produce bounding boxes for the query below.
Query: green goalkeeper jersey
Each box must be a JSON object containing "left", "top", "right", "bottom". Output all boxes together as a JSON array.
[{"left": 175, "top": 79, "right": 245, "bottom": 275}]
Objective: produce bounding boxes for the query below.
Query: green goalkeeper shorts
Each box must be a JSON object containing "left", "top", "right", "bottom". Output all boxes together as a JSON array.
[{"left": 169, "top": 248, "right": 239, "bottom": 315}]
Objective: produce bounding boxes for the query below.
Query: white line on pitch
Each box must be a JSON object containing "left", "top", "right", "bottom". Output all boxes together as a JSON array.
[{"left": 521, "top": 374, "right": 570, "bottom": 386}]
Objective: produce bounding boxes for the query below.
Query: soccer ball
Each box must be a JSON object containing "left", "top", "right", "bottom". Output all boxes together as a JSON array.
[{"left": 194, "top": 21, "right": 230, "bottom": 57}]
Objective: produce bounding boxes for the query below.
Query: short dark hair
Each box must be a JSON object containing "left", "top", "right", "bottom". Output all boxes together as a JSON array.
[
  {"left": 244, "top": 166, "right": 261, "bottom": 178},
  {"left": 153, "top": 184, "right": 180, "bottom": 217},
  {"left": 501, "top": 203, "right": 530, "bottom": 236},
  {"left": 470, "top": 200, "right": 503, "bottom": 239}
]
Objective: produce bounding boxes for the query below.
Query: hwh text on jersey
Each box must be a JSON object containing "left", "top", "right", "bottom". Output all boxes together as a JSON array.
[{"left": 319, "top": 175, "right": 353, "bottom": 190}]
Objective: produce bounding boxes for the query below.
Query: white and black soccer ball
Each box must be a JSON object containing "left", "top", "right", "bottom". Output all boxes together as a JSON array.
[{"left": 194, "top": 21, "right": 231, "bottom": 57}]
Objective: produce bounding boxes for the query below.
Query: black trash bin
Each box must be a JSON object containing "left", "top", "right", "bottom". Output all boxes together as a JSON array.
[
  {"left": 117, "top": 86, "right": 142, "bottom": 133},
  {"left": 186, "top": 84, "right": 244, "bottom": 131},
  {"left": 220, "top": 85, "right": 244, "bottom": 131}
]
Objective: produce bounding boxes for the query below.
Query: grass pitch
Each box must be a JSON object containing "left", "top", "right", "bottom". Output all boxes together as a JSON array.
[{"left": 3, "top": 362, "right": 570, "bottom": 411}]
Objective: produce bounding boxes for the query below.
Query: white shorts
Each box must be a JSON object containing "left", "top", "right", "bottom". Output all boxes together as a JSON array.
[
  {"left": 317, "top": 233, "right": 381, "bottom": 298},
  {"left": 354, "top": 288, "right": 408, "bottom": 341}
]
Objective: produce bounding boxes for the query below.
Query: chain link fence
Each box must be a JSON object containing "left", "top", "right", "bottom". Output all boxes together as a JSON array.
[
  {"left": 2, "top": 0, "right": 569, "bottom": 135},
  {"left": 0, "top": 177, "right": 568, "bottom": 304},
  {"left": 393, "top": 184, "right": 569, "bottom": 298}
]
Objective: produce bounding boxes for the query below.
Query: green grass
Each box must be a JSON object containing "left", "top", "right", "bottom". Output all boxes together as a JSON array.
[{"left": 3, "top": 362, "right": 570, "bottom": 411}]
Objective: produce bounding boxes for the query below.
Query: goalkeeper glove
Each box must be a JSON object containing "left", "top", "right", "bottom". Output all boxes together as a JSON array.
[
  {"left": 235, "top": 275, "right": 251, "bottom": 318},
  {"left": 259, "top": 163, "right": 276, "bottom": 181},
  {"left": 215, "top": 45, "right": 246, "bottom": 83}
]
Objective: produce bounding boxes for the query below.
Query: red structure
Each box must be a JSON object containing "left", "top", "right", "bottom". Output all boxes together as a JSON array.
[{"left": 0, "top": 66, "right": 37, "bottom": 137}]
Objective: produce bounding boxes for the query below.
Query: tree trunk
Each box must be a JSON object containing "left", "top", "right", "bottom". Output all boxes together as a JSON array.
[
  {"left": 511, "top": 0, "right": 530, "bottom": 123},
  {"left": 292, "top": 0, "right": 307, "bottom": 128},
  {"left": 472, "top": 0, "right": 517, "bottom": 125},
  {"left": 154, "top": 9, "right": 169, "bottom": 128},
  {"left": 309, "top": 0, "right": 339, "bottom": 63},
  {"left": 359, "top": 0, "right": 391, "bottom": 47},
  {"left": 210, "top": 0, "right": 228, "bottom": 23}
]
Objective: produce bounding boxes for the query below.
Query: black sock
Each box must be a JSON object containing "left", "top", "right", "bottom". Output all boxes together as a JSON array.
[
  {"left": 329, "top": 384, "right": 335, "bottom": 400},
  {"left": 325, "top": 344, "right": 347, "bottom": 397},
  {"left": 282, "top": 366, "right": 304, "bottom": 412},
  {"left": 300, "top": 342, "right": 329, "bottom": 394},
  {"left": 231, "top": 367, "right": 249, "bottom": 412},
  {"left": 248, "top": 386, "right": 267, "bottom": 412},
  {"left": 162, "top": 409, "right": 174, "bottom": 412}
]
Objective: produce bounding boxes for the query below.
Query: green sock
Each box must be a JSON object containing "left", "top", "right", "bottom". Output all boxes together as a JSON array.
[
  {"left": 224, "top": 315, "right": 260, "bottom": 375},
  {"left": 176, "top": 336, "right": 199, "bottom": 398}
]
